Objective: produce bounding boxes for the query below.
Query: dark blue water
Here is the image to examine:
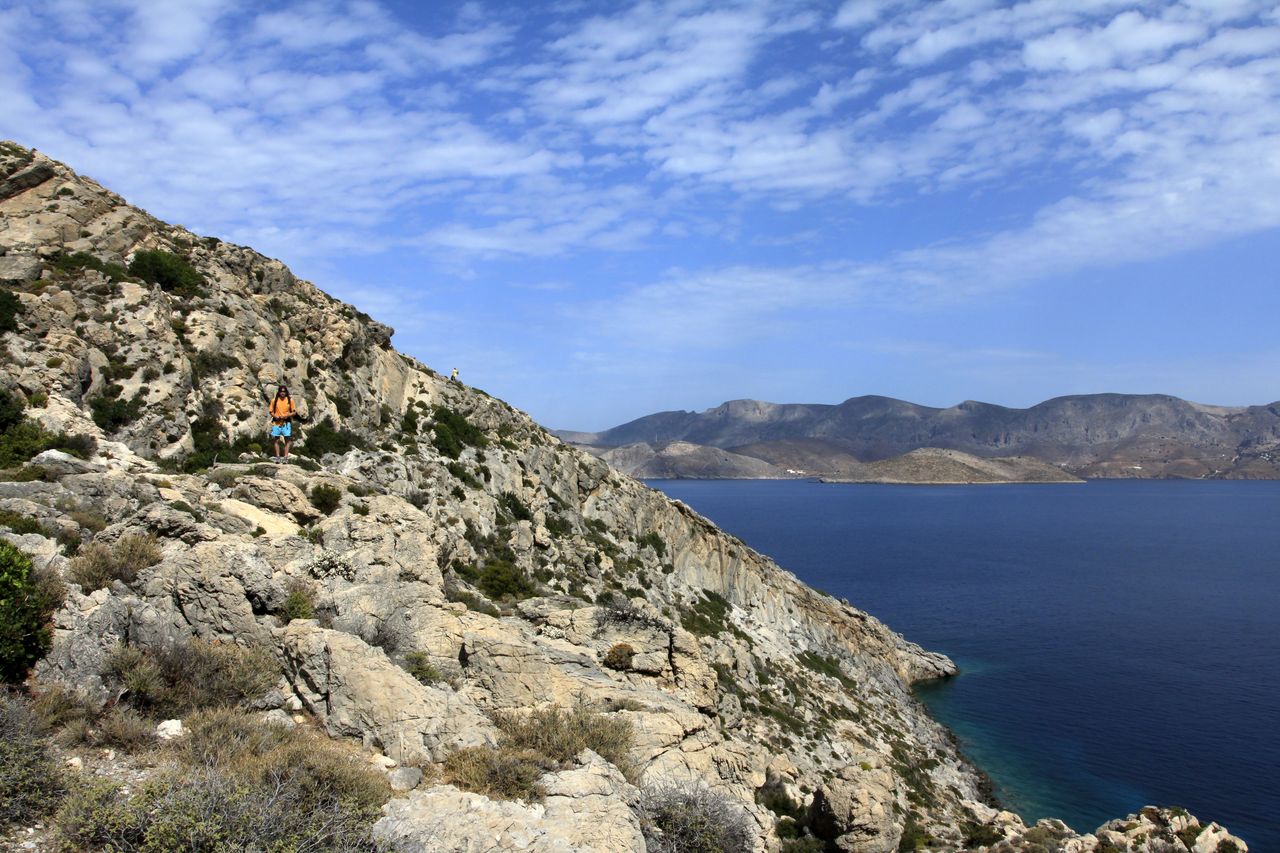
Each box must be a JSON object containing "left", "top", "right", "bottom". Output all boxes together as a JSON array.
[{"left": 648, "top": 479, "right": 1280, "bottom": 849}]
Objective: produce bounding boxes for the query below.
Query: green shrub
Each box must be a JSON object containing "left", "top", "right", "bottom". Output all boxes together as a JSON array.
[
  {"left": 403, "top": 651, "right": 443, "bottom": 685},
  {"left": 0, "top": 389, "right": 23, "bottom": 433},
  {"left": 446, "top": 461, "right": 481, "bottom": 488},
  {"left": 171, "top": 414, "right": 257, "bottom": 472},
  {"left": 52, "top": 251, "right": 130, "bottom": 282},
  {"left": 639, "top": 783, "right": 755, "bottom": 853},
  {"left": 0, "top": 510, "right": 44, "bottom": 536},
  {"left": 430, "top": 406, "right": 487, "bottom": 459},
  {"left": 190, "top": 349, "right": 240, "bottom": 378},
  {"left": 638, "top": 531, "right": 667, "bottom": 557},
  {"left": 0, "top": 287, "right": 22, "bottom": 332},
  {"left": 497, "top": 491, "right": 532, "bottom": 522},
  {"left": 444, "top": 746, "right": 552, "bottom": 800},
  {"left": 680, "top": 590, "right": 734, "bottom": 637},
  {"left": 476, "top": 559, "right": 535, "bottom": 601},
  {"left": 177, "top": 707, "right": 297, "bottom": 768},
  {"left": 300, "top": 416, "right": 364, "bottom": 458},
  {"left": 310, "top": 483, "right": 342, "bottom": 515},
  {"left": 494, "top": 702, "right": 634, "bottom": 777},
  {"left": 330, "top": 394, "right": 353, "bottom": 418},
  {"left": 128, "top": 250, "right": 206, "bottom": 298},
  {"left": 0, "top": 690, "right": 66, "bottom": 828},
  {"left": 68, "top": 534, "right": 162, "bottom": 592},
  {"left": 88, "top": 390, "right": 144, "bottom": 433},
  {"left": 0, "top": 541, "right": 65, "bottom": 683},
  {"left": 962, "top": 821, "right": 1004, "bottom": 846},
  {"left": 281, "top": 579, "right": 315, "bottom": 622},
  {"left": 105, "top": 638, "right": 278, "bottom": 718},
  {"left": 797, "top": 651, "right": 857, "bottom": 690}
]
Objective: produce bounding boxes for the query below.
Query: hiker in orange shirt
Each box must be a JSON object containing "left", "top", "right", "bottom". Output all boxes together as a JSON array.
[{"left": 269, "top": 385, "right": 298, "bottom": 462}]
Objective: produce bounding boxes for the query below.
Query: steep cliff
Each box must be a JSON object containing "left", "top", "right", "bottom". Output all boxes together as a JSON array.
[{"left": 0, "top": 143, "right": 1248, "bottom": 852}]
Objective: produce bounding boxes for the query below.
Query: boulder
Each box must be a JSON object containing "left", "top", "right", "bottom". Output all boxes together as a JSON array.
[
  {"left": 232, "top": 477, "right": 319, "bottom": 523},
  {"left": 374, "top": 751, "right": 646, "bottom": 852},
  {"left": 388, "top": 766, "right": 423, "bottom": 792},
  {"left": 217, "top": 497, "right": 300, "bottom": 537},
  {"left": 810, "top": 762, "right": 903, "bottom": 853},
  {"left": 276, "top": 622, "right": 497, "bottom": 764},
  {"left": 30, "top": 449, "right": 105, "bottom": 477},
  {"left": 0, "top": 253, "right": 41, "bottom": 284}
]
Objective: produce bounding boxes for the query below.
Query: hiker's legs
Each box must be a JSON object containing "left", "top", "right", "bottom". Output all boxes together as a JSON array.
[
  {"left": 283, "top": 438, "right": 292, "bottom": 459},
  {"left": 273, "top": 437, "right": 282, "bottom": 458}
]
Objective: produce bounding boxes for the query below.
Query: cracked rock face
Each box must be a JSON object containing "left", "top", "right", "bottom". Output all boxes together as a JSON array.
[
  {"left": 0, "top": 142, "right": 1251, "bottom": 852},
  {"left": 375, "top": 751, "right": 646, "bottom": 853}
]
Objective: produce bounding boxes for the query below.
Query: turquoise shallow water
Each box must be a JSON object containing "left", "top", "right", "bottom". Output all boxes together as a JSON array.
[{"left": 648, "top": 479, "right": 1280, "bottom": 850}]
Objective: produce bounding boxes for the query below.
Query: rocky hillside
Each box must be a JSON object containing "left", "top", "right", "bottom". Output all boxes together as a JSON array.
[
  {"left": 821, "top": 449, "right": 1083, "bottom": 485},
  {"left": 0, "top": 141, "right": 1250, "bottom": 852},
  {"left": 596, "top": 441, "right": 798, "bottom": 480},
  {"left": 566, "top": 395, "right": 1280, "bottom": 480}
]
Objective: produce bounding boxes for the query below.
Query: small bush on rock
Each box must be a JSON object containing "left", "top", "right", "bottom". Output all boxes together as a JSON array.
[
  {"left": 282, "top": 579, "right": 316, "bottom": 622},
  {"left": 494, "top": 702, "right": 634, "bottom": 777},
  {"left": 301, "top": 416, "right": 365, "bottom": 458},
  {"left": 603, "top": 643, "right": 636, "bottom": 671},
  {"left": 639, "top": 782, "right": 756, "bottom": 853},
  {"left": 106, "top": 639, "right": 278, "bottom": 718},
  {"left": 87, "top": 388, "right": 144, "bottom": 434},
  {"left": 0, "top": 541, "right": 65, "bottom": 683},
  {"left": 310, "top": 483, "right": 342, "bottom": 515},
  {"left": 430, "top": 406, "right": 487, "bottom": 459},
  {"left": 0, "top": 509, "right": 44, "bottom": 535},
  {"left": 67, "top": 534, "right": 162, "bottom": 592},
  {"left": 403, "top": 651, "right": 443, "bottom": 686},
  {"left": 128, "top": 249, "right": 206, "bottom": 298},
  {"left": 443, "top": 746, "right": 553, "bottom": 801}
]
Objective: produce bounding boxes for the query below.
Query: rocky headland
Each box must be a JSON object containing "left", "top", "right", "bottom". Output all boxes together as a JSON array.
[{"left": 0, "top": 142, "right": 1250, "bottom": 851}]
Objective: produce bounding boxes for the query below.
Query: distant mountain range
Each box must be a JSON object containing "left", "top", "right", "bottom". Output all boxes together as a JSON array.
[{"left": 559, "top": 394, "right": 1280, "bottom": 480}]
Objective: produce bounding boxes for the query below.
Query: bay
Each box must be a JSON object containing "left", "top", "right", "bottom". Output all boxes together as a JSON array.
[{"left": 647, "top": 479, "right": 1280, "bottom": 850}]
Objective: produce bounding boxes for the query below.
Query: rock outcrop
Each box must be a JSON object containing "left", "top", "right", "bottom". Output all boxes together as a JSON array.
[{"left": 0, "top": 142, "right": 1250, "bottom": 851}]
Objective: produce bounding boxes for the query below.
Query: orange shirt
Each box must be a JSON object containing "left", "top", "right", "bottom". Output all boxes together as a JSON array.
[{"left": 269, "top": 397, "right": 296, "bottom": 424}]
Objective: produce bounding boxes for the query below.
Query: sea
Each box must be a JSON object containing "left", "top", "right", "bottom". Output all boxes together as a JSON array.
[{"left": 646, "top": 478, "right": 1280, "bottom": 850}]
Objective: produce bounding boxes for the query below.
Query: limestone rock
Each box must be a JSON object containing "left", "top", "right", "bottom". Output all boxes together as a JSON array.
[
  {"left": 232, "top": 477, "right": 320, "bottom": 524},
  {"left": 810, "top": 762, "right": 903, "bottom": 853},
  {"left": 217, "top": 497, "right": 301, "bottom": 537},
  {"left": 30, "top": 449, "right": 105, "bottom": 477},
  {"left": 155, "top": 719, "right": 185, "bottom": 740},
  {"left": 387, "top": 766, "right": 423, "bottom": 792},
  {"left": 277, "top": 622, "right": 497, "bottom": 764},
  {"left": 374, "top": 751, "right": 645, "bottom": 853},
  {"left": 0, "top": 253, "right": 42, "bottom": 284}
]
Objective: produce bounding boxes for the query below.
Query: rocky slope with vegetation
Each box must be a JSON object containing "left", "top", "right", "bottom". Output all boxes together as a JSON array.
[
  {"left": 0, "top": 141, "right": 1250, "bottom": 852},
  {"left": 820, "top": 449, "right": 1083, "bottom": 485},
  {"left": 565, "top": 395, "right": 1280, "bottom": 481}
]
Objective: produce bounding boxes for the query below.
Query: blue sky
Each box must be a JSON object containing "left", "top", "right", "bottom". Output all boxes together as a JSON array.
[{"left": 2, "top": 0, "right": 1278, "bottom": 430}]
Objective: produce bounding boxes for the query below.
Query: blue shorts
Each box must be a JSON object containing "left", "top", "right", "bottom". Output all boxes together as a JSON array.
[{"left": 271, "top": 422, "right": 292, "bottom": 438}]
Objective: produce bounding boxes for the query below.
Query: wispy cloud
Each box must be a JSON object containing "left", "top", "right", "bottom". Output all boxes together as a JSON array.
[{"left": 2, "top": 0, "right": 1279, "bottom": 421}]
